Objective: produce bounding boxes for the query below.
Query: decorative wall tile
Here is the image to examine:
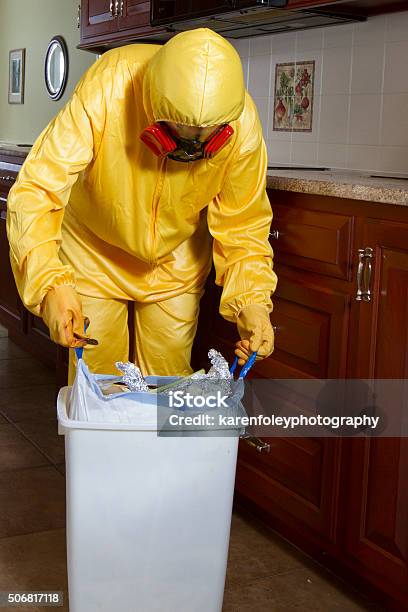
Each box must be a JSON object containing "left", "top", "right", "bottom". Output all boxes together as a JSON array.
[
  {"left": 292, "top": 94, "right": 320, "bottom": 142},
  {"left": 269, "top": 51, "right": 296, "bottom": 97},
  {"left": 272, "top": 61, "right": 315, "bottom": 132},
  {"left": 268, "top": 113, "right": 292, "bottom": 141},
  {"left": 298, "top": 49, "right": 322, "bottom": 97},
  {"left": 239, "top": 12, "right": 408, "bottom": 172}
]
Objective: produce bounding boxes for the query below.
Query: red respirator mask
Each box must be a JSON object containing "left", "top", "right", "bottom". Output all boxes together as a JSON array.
[{"left": 140, "top": 122, "right": 234, "bottom": 163}]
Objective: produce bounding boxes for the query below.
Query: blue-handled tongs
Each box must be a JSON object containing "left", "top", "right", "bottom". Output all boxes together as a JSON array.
[{"left": 229, "top": 351, "right": 257, "bottom": 379}]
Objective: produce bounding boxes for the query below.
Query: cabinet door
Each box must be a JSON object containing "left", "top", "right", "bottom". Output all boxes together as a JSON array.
[
  {"left": 236, "top": 436, "right": 342, "bottom": 545},
  {"left": 0, "top": 168, "right": 24, "bottom": 334},
  {"left": 345, "top": 219, "right": 408, "bottom": 604},
  {"left": 269, "top": 276, "right": 350, "bottom": 378},
  {"left": 236, "top": 276, "right": 348, "bottom": 544},
  {"left": 118, "top": 0, "right": 151, "bottom": 30},
  {"left": 271, "top": 204, "right": 353, "bottom": 280},
  {"left": 203, "top": 272, "right": 349, "bottom": 545},
  {"left": 81, "top": 0, "right": 118, "bottom": 39},
  {"left": 217, "top": 273, "right": 349, "bottom": 380},
  {"left": 0, "top": 209, "right": 23, "bottom": 333},
  {"left": 350, "top": 218, "right": 408, "bottom": 379}
]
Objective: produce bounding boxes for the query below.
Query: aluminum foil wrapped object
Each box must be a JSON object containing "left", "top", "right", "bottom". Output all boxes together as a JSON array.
[
  {"left": 204, "top": 348, "right": 232, "bottom": 380},
  {"left": 115, "top": 361, "right": 149, "bottom": 392},
  {"left": 158, "top": 349, "right": 233, "bottom": 398}
]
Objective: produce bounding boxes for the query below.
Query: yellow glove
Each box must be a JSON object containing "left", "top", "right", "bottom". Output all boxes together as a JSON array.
[
  {"left": 235, "top": 304, "right": 274, "bottom": 366},
  {"left": 40, "top": 285, "right": 91, "bottom": 348}
]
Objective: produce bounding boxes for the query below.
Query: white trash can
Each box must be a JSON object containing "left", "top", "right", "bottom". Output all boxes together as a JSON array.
[{"left": 57, "top": 375, "right": 243, "bottom": 612}]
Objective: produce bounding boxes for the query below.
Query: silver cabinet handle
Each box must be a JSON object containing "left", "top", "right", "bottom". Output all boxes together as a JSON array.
[
  {"left": 77, "top": 3, "right": 81, "bottom": 27},
  {"left": 120, "top": 0, "right": 124, "bottom": 17},
  {"left": 356, "top": 247, "right": 373, "bottom": 302},
  {"left": 0, "top": 175, "right": 15, "bottom": 182},
  {"left": 240, "top": 434, "right": 271, "bottom": 453},
  {"left": 269, "top": 229, "right": 280, "bottom": 240},
  {"left": 110, "top": 0, "right": 119, "bottom": 17}
]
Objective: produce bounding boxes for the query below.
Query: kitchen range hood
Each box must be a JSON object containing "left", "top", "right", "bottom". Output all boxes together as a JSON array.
[{"left": 151, "top": 1, "right": 366, "bottom": 38}]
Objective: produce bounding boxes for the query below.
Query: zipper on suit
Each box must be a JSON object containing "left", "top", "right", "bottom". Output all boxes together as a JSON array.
[{"left": 150, "top": 157, "right": 167, "bottom": 265}]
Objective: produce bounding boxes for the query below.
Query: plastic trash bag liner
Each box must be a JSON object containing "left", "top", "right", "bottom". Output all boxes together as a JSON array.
[{"left": 68, "top": 359, "right": 247, "bottom": 434}]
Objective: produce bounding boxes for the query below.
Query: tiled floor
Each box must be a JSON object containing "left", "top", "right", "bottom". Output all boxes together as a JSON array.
[{"left": 0, "top": 324, "right": 381, "bottom": 612}]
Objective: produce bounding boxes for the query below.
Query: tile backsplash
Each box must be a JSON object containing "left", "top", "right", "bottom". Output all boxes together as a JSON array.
[{"left": 232, "top": 11, "right": 408, "bottom": 173}]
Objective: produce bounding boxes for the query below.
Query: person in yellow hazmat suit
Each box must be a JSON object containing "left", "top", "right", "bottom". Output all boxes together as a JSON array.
[{"left": 7, "top": 28, "right": 277, "bottom": 384}]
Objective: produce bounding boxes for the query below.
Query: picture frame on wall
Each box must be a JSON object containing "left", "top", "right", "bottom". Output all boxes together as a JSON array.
[
  {"left": 273, "top": 60, "right": 315, "bottom": 133},
  {"left": 8, "top": 48, "right": 26, "bottom": 104}
]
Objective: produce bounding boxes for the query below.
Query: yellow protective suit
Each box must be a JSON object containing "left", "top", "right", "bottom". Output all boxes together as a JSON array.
[{"left": 6, "top": 28, "right": 277, "bottom": 382}]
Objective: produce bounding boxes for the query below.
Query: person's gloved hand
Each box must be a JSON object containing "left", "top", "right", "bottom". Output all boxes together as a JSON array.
[
  {"left": 40, "top": 285, "right": 91, "bottom": 348},
  {"left": 235, "top": 304, "right": 274, "bottom": 366}
]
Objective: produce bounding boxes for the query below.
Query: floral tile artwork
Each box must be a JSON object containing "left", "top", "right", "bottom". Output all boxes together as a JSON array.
[{"left": 273, "top": 61, "right": 315, "bottom": 132}]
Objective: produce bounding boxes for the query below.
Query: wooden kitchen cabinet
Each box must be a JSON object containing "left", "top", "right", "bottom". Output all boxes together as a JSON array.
[
  {"left": 343, "top": 218, "right": 408, "bottom": 607},
  {"left": 194, "top": 190, "right": 408, "bottom": 609},
  {"left": 233, "top": 196, "right": 352, "bottom": 561},
  {"left": 0, "top": 208, "right": 24, "bottom": 334},
  {"left": 79, "top": 0, "right": 166, "bottom": 52},
  {"left": 118, "top": 0, "right": 153, "bottom": 30},
  {"left": 2, "top": 139, "right": 407, "bottom": 605},
  {"left": 237, "top": 435, "right": 343, "bottom": 545},
  {"left": 81, "top": 0, "right": 151, "bottom": 39},
  {"left": 0, "top": 160, "right": 25, "bottom": 335},
  {"left": 0, "top": 150, "right": 57, "bottom": 370},
  {"left": 78, "top": 0, "right": 407, "bottom": 52},
  {"left": 343, "top": 433, "right": 408, "bottom": 607},
  {"left": 349, "top": 218, "right": 408, "bottom": 379},
  {"left": 208, "top": 273, "right": 350, "bottom": 379},
  {"left": 80, "top": 0, "right": 118, "bottom": 39}
]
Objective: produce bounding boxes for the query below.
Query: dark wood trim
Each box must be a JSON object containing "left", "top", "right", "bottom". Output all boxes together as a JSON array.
[{"left": 77, "top": 25, "right": 168, "bottom": 52}]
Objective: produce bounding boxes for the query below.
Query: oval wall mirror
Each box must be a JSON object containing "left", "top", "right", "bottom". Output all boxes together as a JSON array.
[{"left": 44, "top": 36, "right": 69, "bottom": 101}]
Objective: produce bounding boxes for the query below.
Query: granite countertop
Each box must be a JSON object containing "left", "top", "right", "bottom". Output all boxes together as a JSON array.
[
  {"left": 1, "top": 142, "right": 407, "bottom": 206},
  {"left": 267, "top": 169, "right": 408, "bottom": 207},
  {"left": 0, "top": 142, "right": 32, "bottom": 159}
]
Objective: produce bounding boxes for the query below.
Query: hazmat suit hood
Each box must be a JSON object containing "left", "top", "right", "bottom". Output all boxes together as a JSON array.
[{"left": 142, "top": 28, "right": 245, "bottom": 127}]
